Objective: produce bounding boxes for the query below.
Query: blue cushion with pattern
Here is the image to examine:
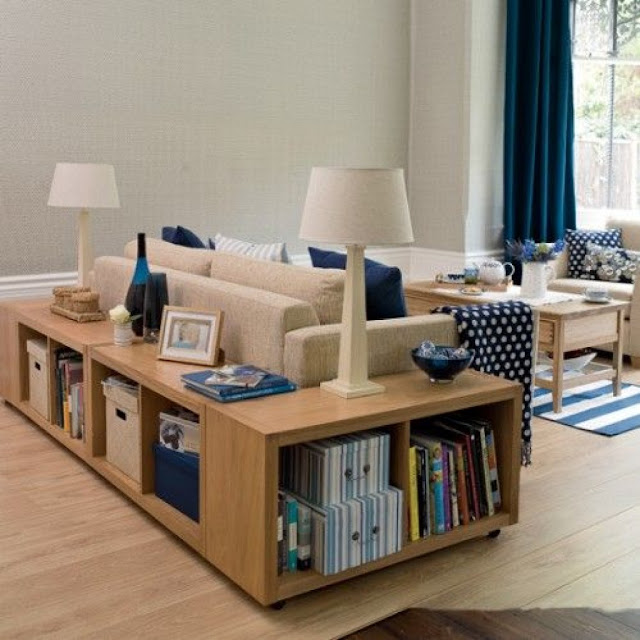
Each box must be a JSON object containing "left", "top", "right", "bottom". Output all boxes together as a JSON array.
[
  {"left": 308, "top": 247, "right": 407, "bottom": 320},
  {"left": 565, "top": 228, "right": 622, "bottom": 279}
]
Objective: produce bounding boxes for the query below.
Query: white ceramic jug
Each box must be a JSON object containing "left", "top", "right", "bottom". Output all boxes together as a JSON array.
[{"left": 478, "top": 260, "right": 515, "bottom": 285}]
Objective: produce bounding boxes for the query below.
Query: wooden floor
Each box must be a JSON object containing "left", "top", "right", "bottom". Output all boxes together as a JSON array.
[{"left": 2, "top": 362, "right": 640, "bottom": 640}]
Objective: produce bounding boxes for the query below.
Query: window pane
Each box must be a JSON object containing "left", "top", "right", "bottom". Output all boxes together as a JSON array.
[
  {"left": 617, "top": 0, "right": 640, "bottom": 59},
  {"left": 611, "top": 64, "right": 640, "bottom": 208},
  {"left": 574, "top": 60, "right": 640, "bottom": 209},
  {"left": 574, "top": 0, "right": 610, "bottom": 57}
]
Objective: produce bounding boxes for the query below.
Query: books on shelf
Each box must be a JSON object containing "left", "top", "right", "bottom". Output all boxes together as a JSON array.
[
  {"left": 406, "top": 413, "right": 502, "bottom": 540},
  {"left": 280, "top": 431, "right": 390, "bottom": 507},
  {"left": 54, "top": 347, "right": 84, "bottom": 438},
  {"left": 181, "top": 365, "right": 296, "bottom": 402},
  {"left": 278, "top": 429, "right": 403, "bottom": 576}
]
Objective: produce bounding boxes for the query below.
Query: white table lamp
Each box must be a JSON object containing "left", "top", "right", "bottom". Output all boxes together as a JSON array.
[
  {"left": 48, "top": 163, "right": 120, "bottom": 287},
  {"left": 300, "top": 167, "right": 413, "bottom": 398}
]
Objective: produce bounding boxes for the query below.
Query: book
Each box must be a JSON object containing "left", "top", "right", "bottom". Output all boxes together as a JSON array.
[
  {"left": 408, "top": 446, "right": 420, "bottom": 542},
  {"left": 446, "top": 444, "right": 460, "bottom": 527},
  {"left": 182, "top": 367, "right": 296, "bottom": 402},
  {"left": 485, "top": 427, "right": 502, "bottom": 511},
  {"left": 183, "top": 380, "right": 296, "bottom": 403},
  {"left": 411, "top": 435, "right": 444, "bottom": 534},
  {"left": 285, "top": 495, "right": 298, "bottom": 572},
  {"left": 297, "top": 503, "right": 312, "bottom": 570},
  {"left": 417, "top": 446, "right": 429, "bottom": 537},
  {"left": 441, "top": 442, "right": 451, "bottom": 531},
  {"left": 277, "top": 491, "right": 286, "bottom": 575}
]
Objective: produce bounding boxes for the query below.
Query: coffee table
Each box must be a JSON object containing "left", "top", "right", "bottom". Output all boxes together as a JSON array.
[{"left": 404, "top": 281, "right": 628, "bottom": 413}]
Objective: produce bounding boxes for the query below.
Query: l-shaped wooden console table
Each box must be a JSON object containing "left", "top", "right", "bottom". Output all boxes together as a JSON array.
[{"left": 0, "top": 299, "right": 522, "bottom": 606}]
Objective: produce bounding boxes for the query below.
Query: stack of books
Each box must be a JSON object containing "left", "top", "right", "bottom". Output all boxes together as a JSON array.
[
  {"left": 181, "top": 364, "right": 296, "bottom": 402},
  {"left": 54, "top": 347, "right": 84, "bottom": 439},
  {"left": 408, "top": 413, "right": 501, "bottom": 541},
  {"left": 278, "top": 431, "right": 403, "bottom": 576}
]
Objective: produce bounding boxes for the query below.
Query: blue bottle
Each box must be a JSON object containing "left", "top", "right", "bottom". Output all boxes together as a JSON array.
[{"left": 125, "top": 232, "right": 150, "bottom": 336}]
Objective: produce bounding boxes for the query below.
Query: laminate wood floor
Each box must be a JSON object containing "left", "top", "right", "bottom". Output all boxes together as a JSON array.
[{"left": 2, "top": 363, "right": 640, "bottom": 640}]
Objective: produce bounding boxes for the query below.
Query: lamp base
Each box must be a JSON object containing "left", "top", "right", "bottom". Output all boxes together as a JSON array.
[{"left": 320, "top": 378, "right": 385, "bottom": 399}]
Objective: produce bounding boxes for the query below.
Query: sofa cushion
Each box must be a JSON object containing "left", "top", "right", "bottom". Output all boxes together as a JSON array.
[
  {"left": 308, "top": 247, "right": 407, "bottom": 321},
  {"left": 608, "top": 218, "right": 640, "bottom": 251},
  {"left": 209, "top": 251, "right": 344, "bottom": 325},
  {"left": 94, "top": 256, "right": 319, "bottom": 375},
  {"left": 162, "top": 225, "right": 206, "bottom": 249},
  {"left": 125, "top": 238, "right": 214, "bottom": 276},
  {"left": 565, "top": 228, "right": 622, "bottom": 279},
  {"left": 583, "top": 243, "right": 640, "bottom": 283},
  {"left": 213, "top": 233, "right": 288, "bottom": 262},
  {"left": 547, "top": 278, "right": 632, "bottom": 318}
]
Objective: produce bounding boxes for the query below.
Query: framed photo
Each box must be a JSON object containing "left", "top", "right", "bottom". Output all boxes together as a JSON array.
[{"left": 157, "top": 306, "right": 224, "bottom": 366}]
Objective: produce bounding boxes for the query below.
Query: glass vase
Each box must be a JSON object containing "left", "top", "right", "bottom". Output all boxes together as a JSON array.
[
  {"left": 143, "top": 272, "right": 169, "bottom": 343},
  {"left": 125, "top": 232, "right": 150, "bottom": 336}
]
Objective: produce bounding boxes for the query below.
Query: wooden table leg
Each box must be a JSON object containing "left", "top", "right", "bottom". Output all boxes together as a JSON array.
[
  {"left": 613, "top": 308, "right": 624, "bottom": 396},
  {"left": 552, "top": 319, "right": 564, "bottom": 413}
]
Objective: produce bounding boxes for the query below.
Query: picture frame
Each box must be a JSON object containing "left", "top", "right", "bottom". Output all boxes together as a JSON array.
[{"left": 157, "top": 306, "right": 224, "bottom": 366}]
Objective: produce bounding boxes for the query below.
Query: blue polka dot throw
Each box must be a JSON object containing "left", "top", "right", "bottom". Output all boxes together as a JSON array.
[{"left": 433, "top": 301, "right": 535, "bottom": 466}]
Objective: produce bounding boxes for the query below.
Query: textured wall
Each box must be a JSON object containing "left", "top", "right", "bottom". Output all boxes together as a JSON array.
[
  {"left": 408, "top": 0, "right": 505, "bottom": 255},
  {"left": 408, "top": 0, "right": 468, "bottom": 253},
  {"left": 0, "top": 0, "right": 409, "bottom": 277}
]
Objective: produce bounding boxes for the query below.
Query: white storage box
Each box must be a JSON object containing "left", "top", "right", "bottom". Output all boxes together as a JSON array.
[
  {"left": 27, "top": 338, "right": 49, "bottom": 420},
  {"left": 104, "top": 377, "right": 140, "bottom": 483}
]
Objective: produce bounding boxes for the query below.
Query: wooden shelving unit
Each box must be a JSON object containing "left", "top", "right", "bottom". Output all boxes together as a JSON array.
[{"left": 0, "top": 299, "right": 523, "bottom": 606}]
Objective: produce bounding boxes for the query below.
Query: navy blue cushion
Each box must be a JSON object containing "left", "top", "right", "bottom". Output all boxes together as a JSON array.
[
  {"left": 308, "top": 247, "right": 406, "bottom": 320},
  {"left": 161, "top": 226, "right": 205, "bottom": 249}
]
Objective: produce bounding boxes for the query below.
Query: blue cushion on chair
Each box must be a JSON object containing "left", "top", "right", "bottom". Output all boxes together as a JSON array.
[
  {"left": 308, "top": 247, "right": 407, "bottom": 320},
  {"left": 161, "top": 226, "right": 206, "bottom": 249}
]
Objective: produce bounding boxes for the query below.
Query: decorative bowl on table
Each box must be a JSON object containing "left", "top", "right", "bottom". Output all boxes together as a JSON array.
[{"left": 411, "top": 342, "right": 475, "bottom": 384}]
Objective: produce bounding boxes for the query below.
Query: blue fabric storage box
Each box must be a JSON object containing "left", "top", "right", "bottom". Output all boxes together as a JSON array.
[{"left": 153, "top": 442, "right": 199, "bottom": 522}]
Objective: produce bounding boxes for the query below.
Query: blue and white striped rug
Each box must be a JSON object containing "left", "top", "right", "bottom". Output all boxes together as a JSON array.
[{"left": 533, "top": 380, "right": 640, "bottom": 436}]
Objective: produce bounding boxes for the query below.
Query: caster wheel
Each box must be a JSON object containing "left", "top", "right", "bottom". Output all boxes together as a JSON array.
[
  {"left": 270, "top": 600, "right": 287, "bottom": 610},
  {"left": 487, "top": 529, "right": 501, "bottom": 539}
]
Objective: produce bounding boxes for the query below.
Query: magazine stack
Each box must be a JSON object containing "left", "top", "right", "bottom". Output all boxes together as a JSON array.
[{"left": 278, "top": 430, "right": 403, "bottom": 576}]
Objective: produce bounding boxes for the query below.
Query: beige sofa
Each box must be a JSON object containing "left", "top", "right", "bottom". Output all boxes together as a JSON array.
[
  {"left": 548, "top": 217, "right": 640, "bottom": 365},
  {"left": 92, "top": 239, "right": 458, "bottom": 387}
]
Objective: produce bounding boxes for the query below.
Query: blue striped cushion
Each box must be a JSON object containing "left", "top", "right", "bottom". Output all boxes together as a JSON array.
[{"left": 213, "top": 233, "right": 288, "bottom": 262}]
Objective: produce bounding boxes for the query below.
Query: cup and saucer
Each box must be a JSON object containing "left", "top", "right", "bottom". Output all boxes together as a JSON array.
[{"left": 583, "top": 287, "right": 611, "bottom": 304}]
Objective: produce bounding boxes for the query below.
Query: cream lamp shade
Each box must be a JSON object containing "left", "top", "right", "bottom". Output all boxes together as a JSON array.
[
  {"left": 48, "top": 163, "right": 120, "bottom": 287},
  {"left": 300, "top": 167, "right": 413, "bottom": 398}
]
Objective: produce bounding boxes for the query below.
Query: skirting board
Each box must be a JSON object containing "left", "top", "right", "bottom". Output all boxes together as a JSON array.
[
  {"left": 0, "top": 247, "right": 503, "bottom": 300},
  {"left": 0, "top": 272, "right": 77, "bottom": 301}
]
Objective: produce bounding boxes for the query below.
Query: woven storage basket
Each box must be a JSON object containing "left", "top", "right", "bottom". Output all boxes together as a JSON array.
[
  {"left": 69, "top": 291, "right": 100, "bottom": 314},
  {"left": 103, "top": 380, "right": 140, "bottom": 482}
]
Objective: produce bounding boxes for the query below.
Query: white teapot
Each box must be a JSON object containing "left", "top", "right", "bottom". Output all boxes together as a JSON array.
[{"left": 478, "top": 260, "right": 515, "bottom": 285}]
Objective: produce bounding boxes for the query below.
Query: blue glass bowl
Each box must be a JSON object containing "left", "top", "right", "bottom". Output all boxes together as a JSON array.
[{"left": 411, "top": 345, "right": 475, "bottom": 384}]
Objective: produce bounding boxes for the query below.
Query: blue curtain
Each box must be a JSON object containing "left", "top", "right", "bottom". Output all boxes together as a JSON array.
[{"left": 504, "top": 0, "right": 576, "bottom": 257}]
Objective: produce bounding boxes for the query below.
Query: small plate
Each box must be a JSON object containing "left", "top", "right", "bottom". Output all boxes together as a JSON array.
[
  {"left": 459, "top": 287, "right": 484, "bottom": 296},
  {"left": 583, "top": 294, "right": 611, "bottom": 304}
]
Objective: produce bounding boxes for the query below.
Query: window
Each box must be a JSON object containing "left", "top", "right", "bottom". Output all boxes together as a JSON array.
[{"left": 572, "top": 0, "right": 640, "bottom": 227}]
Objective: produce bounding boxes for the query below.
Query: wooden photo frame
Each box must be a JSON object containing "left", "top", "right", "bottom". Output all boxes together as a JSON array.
[{"left": 157, "top": 306, "right": 224, "bottom": 366}]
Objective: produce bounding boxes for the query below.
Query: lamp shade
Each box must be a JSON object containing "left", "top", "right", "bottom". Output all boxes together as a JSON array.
[
  {"left": 299, "top": 168, "right": 413, "bottom": 246},
  {"left": 48, "top": 163, "right": 120, "bottom": 209}
]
